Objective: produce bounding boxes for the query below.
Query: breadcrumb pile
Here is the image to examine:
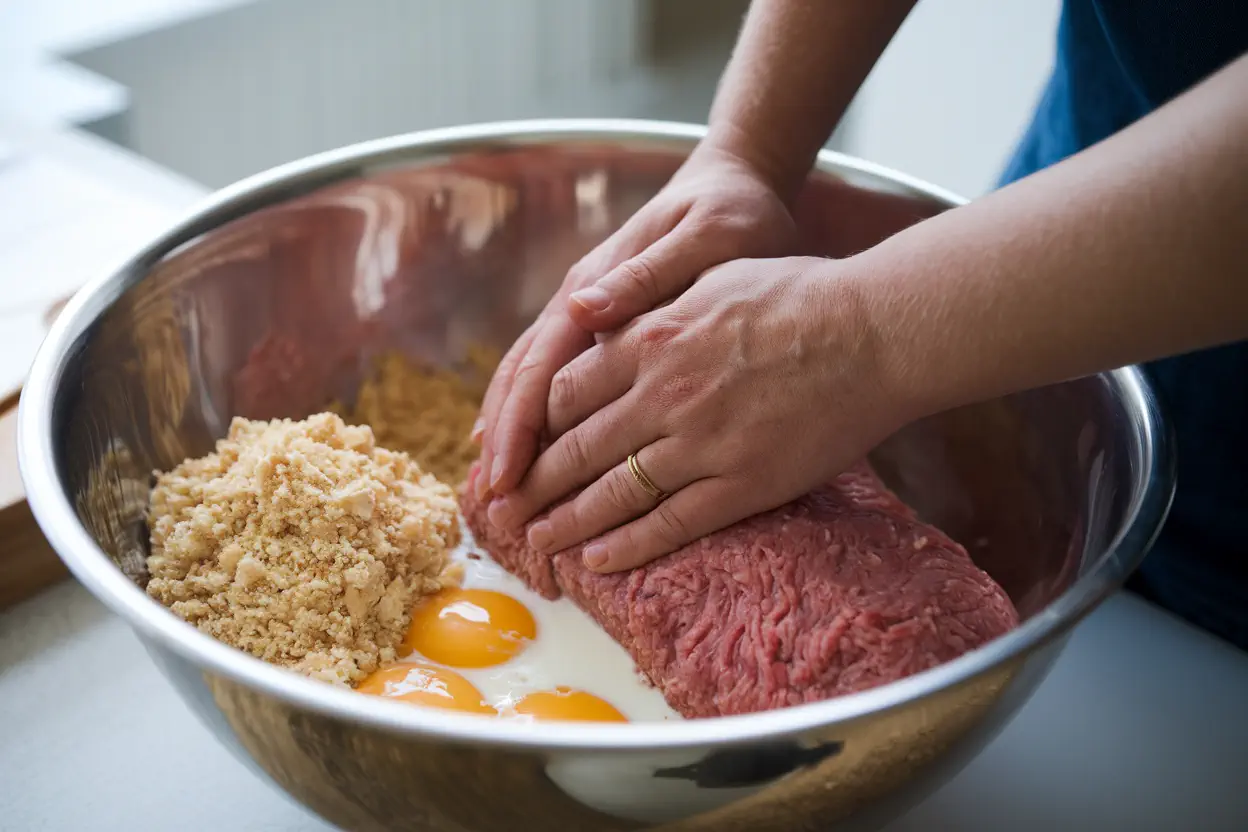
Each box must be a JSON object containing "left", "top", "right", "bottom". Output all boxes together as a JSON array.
[
  {"left": 334, "top": 349, "right": 498, "bottom": 487},
  {"left": 145, "top": 413, "right": 460, "bottom": 686}
]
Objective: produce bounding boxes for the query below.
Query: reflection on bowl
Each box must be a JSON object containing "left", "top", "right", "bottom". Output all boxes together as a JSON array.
[{"left": 19, "top": 120, "right": 1173, "bottom": 831}]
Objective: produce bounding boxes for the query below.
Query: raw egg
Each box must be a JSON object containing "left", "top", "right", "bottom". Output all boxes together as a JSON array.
[
  {"left": 356, "top": 528, "right": 679, "bottom": 724},
  {"left": 405, "top": 587, "right": 536, "bottom": 668},
  {"left": 514, "top": 687, "right": 628, "bottom": 723},
  {"left": 358, "top": 663, "right": 496, "bottom": 715}
]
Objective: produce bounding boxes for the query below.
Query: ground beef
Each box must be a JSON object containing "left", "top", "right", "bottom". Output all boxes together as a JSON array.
[{"left": 460, "top": 461, "right": 1019, "bottom": 719}]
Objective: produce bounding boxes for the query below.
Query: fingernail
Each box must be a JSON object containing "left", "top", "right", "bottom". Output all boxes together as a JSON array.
[
  {"left": 489, "top": 454, "right": 505, "bottom": 489},
  {"left": 583, "top": 543, "right": 608, "bottom": 569},
  {"left": 528, "top": 521, "right": 553, "bottom": 552},
  {"left": 470, "top": 419, "right": 484, "bottom": 443},
  {"left": 487, "top": 497, "right": 513, "bottom": 529},
  {"left": 569, "top": 286, "right": 611, "bottom": 313}
]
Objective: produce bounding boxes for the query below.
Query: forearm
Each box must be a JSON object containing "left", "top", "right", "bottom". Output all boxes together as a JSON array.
[
  {"left": 704, "top": 0, "right": 917, "bottom": 204},
  {"left": 859, "top": 53, "right": 1248, "bottom": 419}
]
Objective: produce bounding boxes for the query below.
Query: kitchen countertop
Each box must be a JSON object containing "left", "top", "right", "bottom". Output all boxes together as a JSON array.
[
  {"left": 1, "top": 121, "right": 1246, "bottom": 832},
  {"left": 0, "top": 115, "right": 202, "bottom": 399}
]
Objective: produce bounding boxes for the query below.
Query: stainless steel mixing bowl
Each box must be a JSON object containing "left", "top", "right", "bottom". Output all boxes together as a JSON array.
[{"left": 19, "top": 120, "right": 1173, "bottom": 831}]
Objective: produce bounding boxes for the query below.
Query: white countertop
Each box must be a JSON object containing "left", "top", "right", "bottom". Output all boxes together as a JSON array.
[
  {"left": 1, "top": 121, "right": 1246, "bottom": 832},
  {"left": 0, "top": 115, "right": 202, "bottom": 398}
]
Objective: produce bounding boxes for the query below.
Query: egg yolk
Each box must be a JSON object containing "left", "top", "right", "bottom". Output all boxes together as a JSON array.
[
  {"left": 357, "top": 663, "right": 496, "bottom": 715},
  {"left": 404, "top": 588, "right": 536, "bottom": 668},
  {"left": 513, "top": 687, "right": 628, "bottom": 723}
]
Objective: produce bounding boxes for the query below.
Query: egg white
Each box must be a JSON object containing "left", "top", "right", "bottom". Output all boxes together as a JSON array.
[{"left": 397, "top": 522, "right": 681, "bottom": 723}]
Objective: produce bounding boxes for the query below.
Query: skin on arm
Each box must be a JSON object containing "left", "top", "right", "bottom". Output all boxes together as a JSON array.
[
  {"left": 494, "top": 52, "right": 1248, "bottom": 572},
  {"left": 864, "top": 51, "right": 1248, "bottom": 417},
  {"left": 699, "top": 0, "right": 919, "bottom": 207},
  {"left": 475, "top": 0, "right": 918, "bottom": 500}
]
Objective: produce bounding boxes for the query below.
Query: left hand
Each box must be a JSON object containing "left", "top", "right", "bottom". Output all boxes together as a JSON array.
[
  {"left": 484, "top": 255, "right": 915, "bottom": 572},
  {"left": 471, "top": 144, "right": 799, "bottom": 503}
]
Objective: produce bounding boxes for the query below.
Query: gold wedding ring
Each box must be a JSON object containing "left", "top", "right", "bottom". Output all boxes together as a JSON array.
[{"left": 627, "top": 452, "right": 667, "bottom": 501}]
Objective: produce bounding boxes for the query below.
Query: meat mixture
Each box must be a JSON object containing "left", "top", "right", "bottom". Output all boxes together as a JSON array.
[{"left": 461, "top": 461, "right": 1019, "bottom": 719}]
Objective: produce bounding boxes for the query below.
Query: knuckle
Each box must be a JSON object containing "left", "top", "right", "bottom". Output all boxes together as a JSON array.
[
  {"left": 693, "top": 203, "right": 785, "bottom": 256},
  {"left": 696, "top": 200, "right": 757, "bottom": 234},
  {"left": 631, "top": 316, "right": 682, "bottom": 352},
  {"left": 721, "top": 211, "right": 758, "bottom": 236},
  {"left": 602, "top": 467, "right": 639, "bottom": 512},
  {"left": 493, "top": 350, "right": 520, "bottom": 382},
  {"left": 696, "top": 200, "right": 744, "bottom": 229},
  {"left": 654, "top": 372, "right": 698, "bottom": 409},
  {"left": 548, "top": 367, "right": 579, "bottom": 419},
  {"left": 611, "top": 256, "right": 662, "bottom": 302},
  {"left": 557, "top": 429, "right": 593, "bottom": 473},
  {"left": 650, "top": 502, "right": 691, "bottom": 547},
  {"left": 511, "top": 352, "right": 548, "bottom": 387}
]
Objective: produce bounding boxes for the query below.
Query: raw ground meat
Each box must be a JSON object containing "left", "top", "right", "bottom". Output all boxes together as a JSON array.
[{"left": 460, "top": 461, "right": 1020, "bottom": 719}]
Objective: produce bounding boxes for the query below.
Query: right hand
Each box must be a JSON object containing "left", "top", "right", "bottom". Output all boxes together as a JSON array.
[{"left": 473, "top": 143, "right": 801, "bottom": 503}]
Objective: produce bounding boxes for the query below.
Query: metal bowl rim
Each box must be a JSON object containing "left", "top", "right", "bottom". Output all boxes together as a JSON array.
[{"left": 17, "top": 118, "right": 1175, "bottom": 752}]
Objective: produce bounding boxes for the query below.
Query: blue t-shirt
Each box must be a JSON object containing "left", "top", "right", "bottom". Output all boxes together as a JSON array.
[{"left": 999, "top": 0, "right": 1248, "bottom": 649}]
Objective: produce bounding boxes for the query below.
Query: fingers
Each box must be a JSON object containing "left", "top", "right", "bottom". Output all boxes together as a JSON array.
[
  {"left": 486, "top": 313, "right": 594, "bottom": 496},
  {"left": 546, "top": 341, "right": 634, "bottom": 439},
  {"left": 479, "top": 195, "right": 684, "bottom": 498},
  {"left": 566, "top": 214, "right": 708, "bottom": 332},
  {"left": 488, "top": 385, "right": 652, "bottom": 532},
  {"left": 476, "top": 320, "right": 539, "bottom": 498},
  {"left": 480, "top": 322, "right": 536, "bottom": 436},
  {"left": 580, "top": 477, "right": 751, "bottom": 573},
  {"left": 523, "top": 440, "right": 693, "bottom": 558}
]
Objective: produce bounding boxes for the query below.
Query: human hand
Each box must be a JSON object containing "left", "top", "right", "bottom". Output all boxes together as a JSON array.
[
  {"left": 473, "top": 144, "right": 800, "bottom": 501},
  {"left": 484, "top": 255, "right": 918, "bottom": 572}
]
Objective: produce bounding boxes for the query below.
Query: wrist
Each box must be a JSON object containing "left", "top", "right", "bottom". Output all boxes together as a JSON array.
[
  {"left": 700, "top": 120, "right": 812, "bottom": 206},
  {"left": 791, "top": 256, "right": 928, "bottom": 443},
  {"left": 829, "top": 251, "right": 954, "bottom": 428}
]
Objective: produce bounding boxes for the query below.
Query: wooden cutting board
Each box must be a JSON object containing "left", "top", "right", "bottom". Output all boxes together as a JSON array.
[
  {"left": 0, "top": 387, "right": 68, "bottom": 610},
  {"left": 0, "top": 296, "right": 73, "bottom": 611}
]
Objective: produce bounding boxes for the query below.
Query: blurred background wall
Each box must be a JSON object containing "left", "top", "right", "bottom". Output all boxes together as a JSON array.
[{"left": 5, "top": 0, "right": 1060, "bottom": 196}]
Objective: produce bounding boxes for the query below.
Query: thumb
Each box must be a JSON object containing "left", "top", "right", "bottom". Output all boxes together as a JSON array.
[{"left": 566, "top": 220, "right": 707, "bottom": 332}]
